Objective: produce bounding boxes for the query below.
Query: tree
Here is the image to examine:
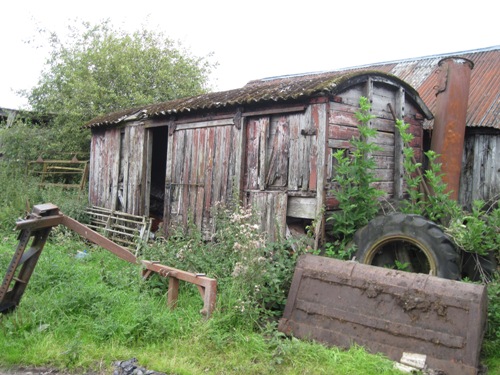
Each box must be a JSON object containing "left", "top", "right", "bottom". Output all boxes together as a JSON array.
[{"left": 15, "top": 19, "right": 216, "bottom": 156}]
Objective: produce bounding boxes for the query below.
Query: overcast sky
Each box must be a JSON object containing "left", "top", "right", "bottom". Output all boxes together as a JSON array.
[{"left": 1, "top": 0, "right": 499, "bottom": 109}]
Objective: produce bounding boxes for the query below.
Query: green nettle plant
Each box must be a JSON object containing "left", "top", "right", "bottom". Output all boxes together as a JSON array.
[
  {"left": 395, "top": 119, "right": 461, "bottom": 225},
  {"left": 447, "top": 200, "right": 499, "bottom": 256},
  {"left": 395, "top": 119, "right": 499, "bottom": 276},
  {"left": 326, "top": 97, "right": 384, "bottom": 258}
]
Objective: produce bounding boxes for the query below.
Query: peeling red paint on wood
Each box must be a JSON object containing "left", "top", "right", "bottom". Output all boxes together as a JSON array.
[
  {"left": 266, "top": 117, "right": 290, "bottom": 187},
  {"left": 89, "top": 74, "right": 430, "bottom": 242}
]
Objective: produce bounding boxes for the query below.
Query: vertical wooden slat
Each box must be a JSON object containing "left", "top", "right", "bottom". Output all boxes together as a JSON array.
[
  {"left": 181, "top": 130, "right": 192, "bottom": 226},
  {"left": 189, "top": 128, "right": 199, "bottom": 225},
  {"left": 89, "top": 132, "right": 101, "bottom": 206},
  {"left": 127, "top": 126, "right": 145, "bottom": 216},
  {"left": 220, "top": 125, "right": 232, "bottom": 201},
  {"left": 226, "top": 125, "right": 237, "bottom": 201},
  {"left": 394, "top": 87, "right": 405, "bottom": 200},
  {"left": 174, "top": 130, "right": 186, "bottom": 221},
  {"left": 314, "top": 102, "right": 328, "bottom": 249},
  {"left": 266, "top": 116, "right": 290, "bottom": 187},
  {"left": 288, "top": 114, "right": 301, "bottom": 190},
  {"left": 245, "top": 119, "right": 259, "bottom": 190},
  {"left": 300, "top": 107, "right": 311, "bottom": 191},
  {"left": 212, "top": 127, "right": 222, "bottom": 205},
  {"left": 109, "top": 128, "right": 121, "bottom": 211},
  {"left": 122, "top": 128, "right": 130, "bottom": 212},
  {"left": 234, "top": 115, "right": 246, "bottom": 202},
  {"left": 163, "top": 127, "right": 174, "bottom": 235},
  {"left": 195, "top": 128, "right": 206, "bottom": 229},
  {"left": 204, "top": 127, "right": 216, "bottom": 219},
  {"left": 258, "top": 117, "right": 270, "bottom": 190},
  {"left": 144, "top": 128, "right": 153, "bottom": 217},
  {"left": 308, "top": 106, "right": 319, "bottom": 191}
]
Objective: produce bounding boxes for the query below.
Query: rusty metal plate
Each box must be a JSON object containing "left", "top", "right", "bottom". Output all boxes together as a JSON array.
[{"left": 278, "top": 254, "right": 487, "bottom": 375}]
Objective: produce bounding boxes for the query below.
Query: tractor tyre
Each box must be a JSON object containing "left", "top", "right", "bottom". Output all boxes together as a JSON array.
[
  {"left": 461, "top": 250, "right": 498, "bottom": 282},
  {"left": 353, "top": 213, "right": 461, "bottom": 280}
]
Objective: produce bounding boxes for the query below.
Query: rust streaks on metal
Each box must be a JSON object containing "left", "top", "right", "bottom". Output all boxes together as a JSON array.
[
  {"left": 141, "top": 260, "right": 217, "bottom": 317},
  {"left": 279, "top": 254, "right": 487, "bottom": 375},
  {"left": 1, "top": 204, "right": 217, "bottom": 318}
]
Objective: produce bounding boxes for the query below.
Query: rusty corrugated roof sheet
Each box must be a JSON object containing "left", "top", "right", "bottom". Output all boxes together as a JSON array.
[
  {"left": 84, "top": 71, "right": 426, "bottom": 128},
  {"left": 324, "top": 46, "right": 500, "bottom": 130},
  {"left": 85, "top": 46, "right": 500, "bottom": 130}
]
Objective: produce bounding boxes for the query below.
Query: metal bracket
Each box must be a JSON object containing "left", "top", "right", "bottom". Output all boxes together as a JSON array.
[
  {"left": 301, "top": 128, "right": 317, "bottom": 136},
  {"left": 168, "top": 120, "right": 177, "bottom": 136},
  {"left": 233, "top": 108, "right": 243, "bottom": 130}
]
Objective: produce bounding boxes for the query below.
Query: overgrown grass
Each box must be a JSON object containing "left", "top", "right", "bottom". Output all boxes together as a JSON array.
[
  {"left": 0, "top": 161, "right": 499, "bottom": 374},
  {"left": 0, "top": 231, "right": 404, "bottom": 375},
  {"left": 0, "top": 161, "right": 406, "bottom": 374}
]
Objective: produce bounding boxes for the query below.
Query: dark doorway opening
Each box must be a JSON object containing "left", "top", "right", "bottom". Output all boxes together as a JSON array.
[{"left": 150, "top": 127, "right": 168, "bottom": 219}]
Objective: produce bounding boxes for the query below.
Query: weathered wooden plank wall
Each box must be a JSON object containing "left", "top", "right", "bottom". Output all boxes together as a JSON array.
[
  {"left": 244, "top": 117, "right": 268, "bottom": 190},
  {"left": 89, "top": 125, "right": 147, "bottom": 216},
  {"left": 243, "top": 105, "right": 325, "bottom": 238},
  {"left": 111, "top": 125, "right": 147, "bottom": 215},
  {"left": 244, "top": 108, "right": 317, "bottom": 193},
  {"left": 247, "top": 191, "right": 287, "bottom": 242},
  {"left": 89, "top": 128, "right": 121, "bottom": 210},
  {"left": 164, "top": 122, "right": 239, "bottom": 234},
  {"left": 266, "top": 116, "right": 289, "bottom": 187},
  {"left": 326, "top": 83, "right": 425, "bottom": 209},
  {"left": 460, "top": 133, "right": 500, "bottom": 208}
]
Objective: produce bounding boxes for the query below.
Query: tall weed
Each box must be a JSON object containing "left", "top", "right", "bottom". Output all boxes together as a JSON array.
[
  {"left": 141, "top": 202, "right": 308, "bottom": 329},
  {"left": 0, "top": 161, "right": 88, "bottom": 231},
  {"left": 326, "top": 96, "right": 383, "bottom": 257}
]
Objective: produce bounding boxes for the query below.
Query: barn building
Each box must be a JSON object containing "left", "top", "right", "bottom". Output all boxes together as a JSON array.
[{"left": 85, "top": 71, "right": 432, "bottom": 243}]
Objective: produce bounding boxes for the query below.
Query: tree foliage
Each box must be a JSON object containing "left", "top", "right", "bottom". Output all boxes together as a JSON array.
[{"left": 13, "top": 19, "right": 216, "bottom": 156}]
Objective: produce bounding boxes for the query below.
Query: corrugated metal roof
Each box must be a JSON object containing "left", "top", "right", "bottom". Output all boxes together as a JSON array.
[
  {"left": 85, "top": 46, "right": 500, "bottom": 130},
  {"left": 85, "top": 71, "right": 427, "bottom": 128},
  {"left": 328, "top": 46, "right": 500, "bottom": 130}
]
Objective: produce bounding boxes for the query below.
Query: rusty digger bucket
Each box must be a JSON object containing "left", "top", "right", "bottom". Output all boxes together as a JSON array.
[{"left": 278, "top": 254, "right": 487, "bottom": 375}]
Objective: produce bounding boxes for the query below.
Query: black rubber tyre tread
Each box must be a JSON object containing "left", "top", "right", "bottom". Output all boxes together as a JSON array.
[
  {"left": 353, "top": 213, "right": 461, "bottom": 280},
  {"left": 461, "top": 250, "right": 498, "bottom": 282}
]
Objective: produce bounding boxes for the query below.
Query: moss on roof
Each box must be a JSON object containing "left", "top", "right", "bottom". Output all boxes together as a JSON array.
[{"left": 85, "top": 70, "right": 429, "bottom": 128}]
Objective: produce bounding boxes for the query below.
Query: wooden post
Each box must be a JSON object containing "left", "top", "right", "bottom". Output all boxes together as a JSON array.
[
  {"left": 314, "top": 101, "right": 328, "bottom": 250},
  {"left": 167, "top": 277, "right": 179, "bottom": 309},
  {"left": 394, "top": 87, "right": 405, "bottom": 200}
]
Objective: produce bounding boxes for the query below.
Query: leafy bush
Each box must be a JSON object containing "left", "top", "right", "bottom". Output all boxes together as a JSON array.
[
  {"left": 0, "top": 120, "right": 54, "bottom": 162},
  {"left": 18, "top": 19, "right": 216, "bottom": 155},
  {"left": 396, "top": 119, "right": 499, "bottom": 281},
  {"left": 141, "top": 202, "right": 308, "bottom": 328},
  {"left": 483, "top": 276, "right": 500, "bottom": 365},
  {"left": 446, "top": 200, "right": 499, "bottom": 256},
  {"left": 395, "top": 119, "right": 462, "bottom": 225}
]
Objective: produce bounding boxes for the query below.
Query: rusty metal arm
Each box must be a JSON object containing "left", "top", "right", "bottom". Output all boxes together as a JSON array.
[
  {"left": 7, "top": 204, "right": 217, "bottom": 317},
  {"left": 14, "top": 208, "right": 137, "bottom": 265},
  {"left": 61, "top": 215, "right": 138, "bottom": 264},
  {"left": 141, "top": 260, "right": 217, "bottom": 317},
  {"left": 15, "top": 215, "right": 64, "bottom": 231}
]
